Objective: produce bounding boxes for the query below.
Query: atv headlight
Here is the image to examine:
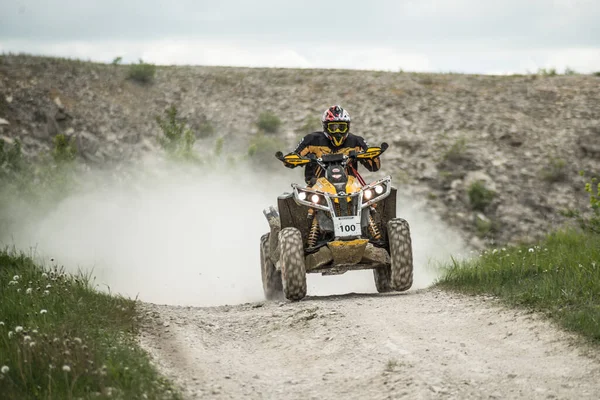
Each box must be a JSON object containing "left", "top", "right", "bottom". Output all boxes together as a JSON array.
[
  {"left": 374, "top": 184, "right": 384, "bottom": 195},
  {"left": 364, "top": 189, "right": 373, "bottom": 200},
  {"left": 297, "top": 191, "right": 307, "bottom": 201},
  {"left": 311, "top": 194, "right": 321, "bottom": 204}
]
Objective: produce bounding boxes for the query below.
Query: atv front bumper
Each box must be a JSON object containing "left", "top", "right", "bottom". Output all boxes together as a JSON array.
[{"left": 305, "top": 240, "right": 390, "bottom": 276}]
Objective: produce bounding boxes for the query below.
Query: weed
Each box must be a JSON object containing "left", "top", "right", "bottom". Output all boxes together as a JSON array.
[
  {"left": 564, "top": 67, "right": 577, "bottom": 75},
  {"left": 111, "top": 56, "right": 122, "bottom": 65}
]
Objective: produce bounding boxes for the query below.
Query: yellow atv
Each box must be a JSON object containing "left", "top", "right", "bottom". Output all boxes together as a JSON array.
[{"left": 260, "top": 143, "right": 413, "bottom": 301}]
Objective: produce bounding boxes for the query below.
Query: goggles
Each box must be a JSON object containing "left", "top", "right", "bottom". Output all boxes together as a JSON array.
[{"left": 326, "top": 122, "right": 349, "bottom": 134}]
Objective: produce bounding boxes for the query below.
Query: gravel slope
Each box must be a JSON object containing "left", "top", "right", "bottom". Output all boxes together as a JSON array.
[{"left": 139, "top": 289, "right": 600, "bottom": 399}]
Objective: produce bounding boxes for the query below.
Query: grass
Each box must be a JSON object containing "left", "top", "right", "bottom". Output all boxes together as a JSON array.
[
  {"left": 0, "top": 250, "right": 181, "bottom": 399},
  {"left": 437, "top": 230, "right": 600, "bottom": 342}
]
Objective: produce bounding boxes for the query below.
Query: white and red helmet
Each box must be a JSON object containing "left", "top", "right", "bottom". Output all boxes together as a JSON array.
[{"left": 322, "top": 105, "right": 351, "bottom": 146}]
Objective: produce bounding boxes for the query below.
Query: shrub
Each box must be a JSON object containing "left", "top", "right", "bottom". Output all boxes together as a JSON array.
[
  {"left": 155, "top": 106, "right": 197, "bottom": 161},
  {"left": 593, "top": 72, "right": 600, "bottom": 77},
  {"left": 257, "top": 111, "right": 281, "bottom": 133},
  {"left": 566, "top": 174, "right": 600, "bottom": 235},
  {"left": 468, "top": 181, "right": 495, "bottom": 212},
  {"left": 127, "top": 59, "right": 156, "bottom": 84},
  {"left": 442, "top": 137, "right": 467, "bottom": 163},
  {"left": 564, "top": 67, "right": 577, "bottom": 75},
  {"left": 541, "top": 157, "right": 567, "bottom": 183},
  {"left": 538, "top": 67, "right": 557, "bottom": 76},
  {"left": 51, "top": 134, "right": 77, "bottom": 164},
  {"left": 112, "top": 56, "right": 122, "bottom": 65}
]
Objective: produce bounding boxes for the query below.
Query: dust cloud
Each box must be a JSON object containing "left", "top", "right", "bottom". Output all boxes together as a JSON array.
[{"left": 5, "top": 160, "right": 466, "bottom": 306}]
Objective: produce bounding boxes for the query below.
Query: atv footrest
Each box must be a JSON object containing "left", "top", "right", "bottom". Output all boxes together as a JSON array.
[{"left": 310, "top": 262, "right": 387, "bottom": 276}]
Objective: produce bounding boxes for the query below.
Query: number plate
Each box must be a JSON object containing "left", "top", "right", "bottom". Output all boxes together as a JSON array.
[{"left": 333, "top": 216, "right": 362, "bottom": 237}]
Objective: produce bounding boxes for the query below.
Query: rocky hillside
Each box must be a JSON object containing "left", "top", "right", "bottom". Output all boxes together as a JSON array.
[{"left": 1, "top": 54, "right": 599, "bottom": 248}]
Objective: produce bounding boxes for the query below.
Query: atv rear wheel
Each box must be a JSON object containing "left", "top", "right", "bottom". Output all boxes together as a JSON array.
[
  {"left": 260, "top": 233, "right": 283, "bottom": 300},
  {"left": 387, "top": 218, "right": 413, "bottom": 291},
  {"left": 278, "top": 227, "right": 307, "bottom": 301}
]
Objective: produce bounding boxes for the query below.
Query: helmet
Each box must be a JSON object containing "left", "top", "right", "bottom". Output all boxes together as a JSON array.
[{"left": 321, "top": 105, "right": 351, "bottom": 147}]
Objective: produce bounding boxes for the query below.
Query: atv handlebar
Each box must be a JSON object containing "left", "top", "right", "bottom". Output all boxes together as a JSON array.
[{"left": 275, "top": 142, "right": 388, "bottom": 167}]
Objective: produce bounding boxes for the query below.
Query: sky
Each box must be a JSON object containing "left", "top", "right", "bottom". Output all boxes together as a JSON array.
[{"left": 0, "top": 0, "right": 599, "bottom": 74}]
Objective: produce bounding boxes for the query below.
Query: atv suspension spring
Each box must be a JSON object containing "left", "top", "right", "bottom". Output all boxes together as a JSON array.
[
  {"left": 307, "top": 215, "right": 320, "bottom": 247},
  {"left": 368, "top": 215, "right": 382, "bottom": 240}
]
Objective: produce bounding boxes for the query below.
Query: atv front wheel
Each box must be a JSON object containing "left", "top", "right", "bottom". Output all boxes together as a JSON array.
[
  {"left": 260, "top": 233, "right": 283, "bottom": 300},
  {"left": 278, "top": 227, "right": 307, "bottom": 301},
  {"left": 387, "top": 218, "right": 413, "bottom": 291}
]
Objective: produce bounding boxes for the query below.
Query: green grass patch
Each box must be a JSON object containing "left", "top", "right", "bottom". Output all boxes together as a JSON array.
[
  {"left": 437, "top": 230, "right": 600, "bottom": 342},
  {"left": 0, "top": 250, "right": 180, "bottom": 399}
]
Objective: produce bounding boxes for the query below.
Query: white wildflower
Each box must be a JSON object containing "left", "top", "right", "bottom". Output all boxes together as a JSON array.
[
  {"left": 32, "top": 329, "right": 38, "bottom": 334},
  {"left": 1, "top": 366, "right": 9, "bottom": 374},
  {"left": 528, "top": 248, "right": 534, "bottom": 253},
  {"left": 8, "top": 331, "right": 13, "bottom": 338},
  {"left": 15, "top": 326, "right": 23, "bottom": 333},
  {"left": 23, "top": 335, "right": 31, "bottom": 342},
  {"left": 8, "top": 280, "right": 18, "bottom": 286},
  {"left": 29, "top": 342, "right": 36, "bottom": 348},
  {"left": 0, "top": 322, "right": 4, "bottom": 326},
  {"left": 43, "top": 290, "right": 49, "bottom": 296},
  {"left": 45, "top": 284, "right": 52, "bottom": 289},
  {"left": 74, "top": 337, "right": 83, "bottom": 345},
  {"left": 62, "top": 365, "right": 71, "bottom": 373},
  {"left": 40, "top": 309, "right": 48, "bottom": 315},
  {"left": 41, "top": 273, "right": 48, "bottom": 279},
  {"left": 502, "top": 247, "right": 507, "bottom": 251},
  {"left": 13, "top": 275, "right": 20, "bottom": 281},
  {"left": 16, "top": 288, "right": 21, "bottom": 293},
  {"left": 492, "top": 249, "right": 498, "bottom": 254},
  {"left": 26, "top": 288, "right": 32, "bottom": 295}
]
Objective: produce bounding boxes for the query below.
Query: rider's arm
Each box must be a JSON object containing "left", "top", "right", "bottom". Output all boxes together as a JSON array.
[{"left": 356, "top": 137, "right": 381, "bottom": 172}]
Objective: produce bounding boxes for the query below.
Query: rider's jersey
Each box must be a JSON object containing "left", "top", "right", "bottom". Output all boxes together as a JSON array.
[{"left": 291, "top": 131, "right": 381, "bottom": 183}]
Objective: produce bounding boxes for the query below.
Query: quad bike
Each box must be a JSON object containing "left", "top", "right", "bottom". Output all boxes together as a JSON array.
[{"left": 260, "top": 143, "right": 413, "bottom": 301}]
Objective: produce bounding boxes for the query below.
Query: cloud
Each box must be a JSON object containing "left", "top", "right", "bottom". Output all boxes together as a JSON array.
[{"left": 2, "top": 38, "right": 599, "bottom": 74}]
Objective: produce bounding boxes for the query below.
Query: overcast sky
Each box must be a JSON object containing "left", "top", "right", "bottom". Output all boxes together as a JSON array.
[{"left": 1, "top": 0, "right": 599, "bottom": 74}]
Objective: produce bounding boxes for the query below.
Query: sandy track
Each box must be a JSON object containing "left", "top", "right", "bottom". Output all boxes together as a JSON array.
[{"left": 139, "top": 289, "right": 600, "bottom": 399}]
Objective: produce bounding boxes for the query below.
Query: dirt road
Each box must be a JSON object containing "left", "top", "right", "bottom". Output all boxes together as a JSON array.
[{"left": 139, "top": 289, "right": 600, "bottom": 399}]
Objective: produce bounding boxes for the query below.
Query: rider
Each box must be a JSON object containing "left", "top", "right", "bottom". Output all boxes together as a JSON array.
[{"left": 284, "top": 105, "right": 381, "bottom": 184}]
